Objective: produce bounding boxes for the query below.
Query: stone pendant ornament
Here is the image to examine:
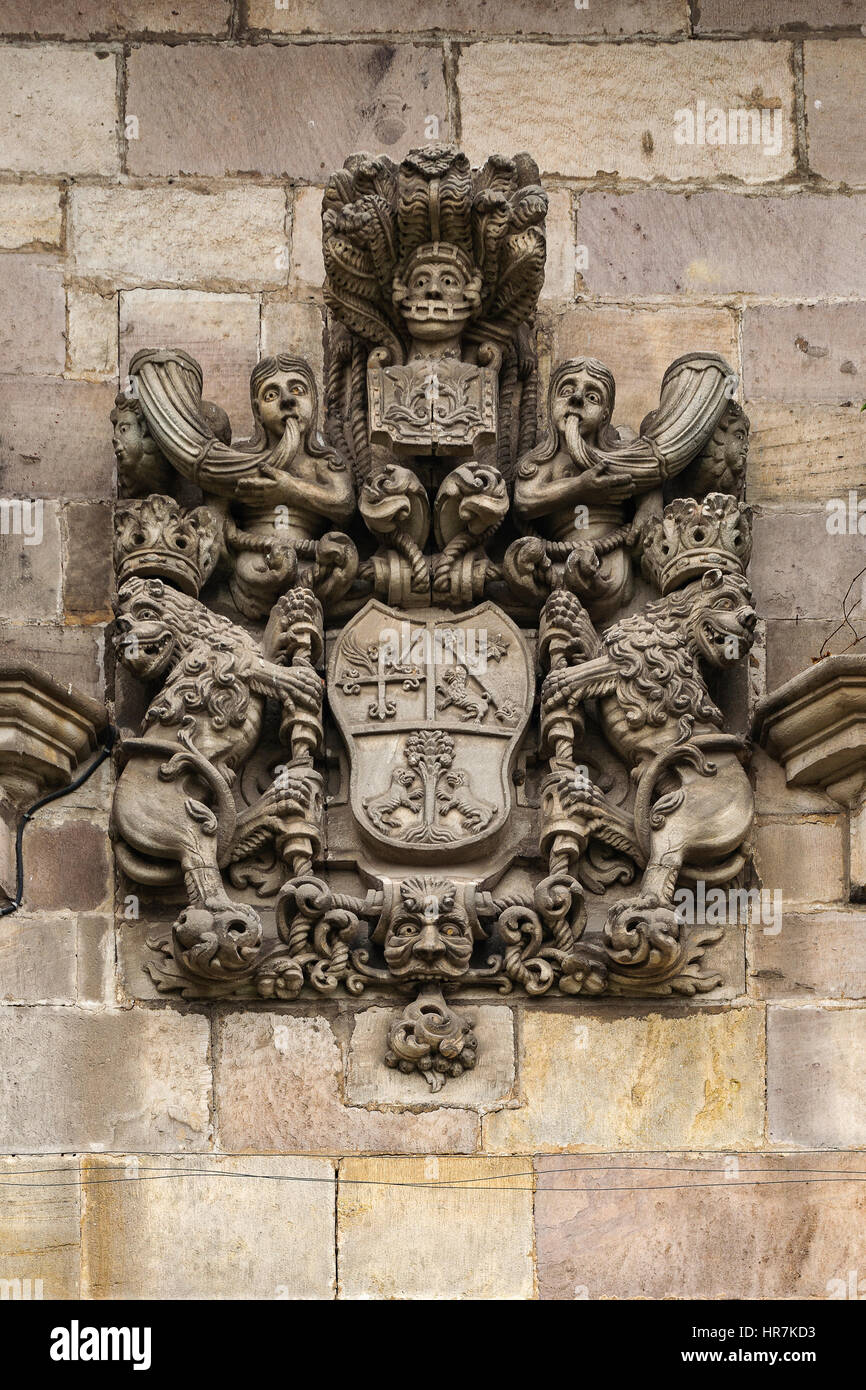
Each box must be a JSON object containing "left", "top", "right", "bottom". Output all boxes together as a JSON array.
[{"left": 112, "top": 144, "right": 758, "bottom": 1092}]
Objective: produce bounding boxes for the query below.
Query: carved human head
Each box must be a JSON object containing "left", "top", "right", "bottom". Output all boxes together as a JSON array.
[
  {"left": 676, "top": 400, "right": 750, "bottom": 501},
  {"left": 250, "top": 354, "right": 318, "bottom": 447},
  {"left": 382, "top": 877, "right": 474, "bottom": 981},
  {"left": 392, "top": 243, "right": 482, "bottom": 342},
  {"left": 110, "top": 391, "right": 174, "bottom": 497},
  {"left": 549, "top": 358, "right": 617, "bottom": 444}
]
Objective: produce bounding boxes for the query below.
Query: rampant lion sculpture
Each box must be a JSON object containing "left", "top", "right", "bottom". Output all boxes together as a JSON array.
[
  {"left": 111, "top": 576, "right": 324, "bottom": 984},
  {"left": 540, "top": 568, "right": 757, "bottom": 948}
]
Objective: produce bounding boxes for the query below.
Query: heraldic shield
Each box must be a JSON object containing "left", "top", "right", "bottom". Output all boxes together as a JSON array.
[{"left": 328, "top": 600, "right": 533, "bottom": 863}]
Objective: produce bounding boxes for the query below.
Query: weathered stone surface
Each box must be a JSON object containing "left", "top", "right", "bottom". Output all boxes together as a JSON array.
[
  {"left": 346, "top": 1005, "right": 515, "bottom": 1107},
  {"left": 338, "top": 1155, "right": 534, "bottom": 1299},
  {"left": 23, "top": 816, "right": 112, "bottom": 912},
  {"left": 0, "top": 912, "right": 77, "bottom": 1003},
  {"left": 0, "top": 377, "right": 116, "bottom": 499},
  {"left": 0, "top": 183, "right": 61, "bottom": 248},
  {"left": 744, "top": 304, "right": 865, "bottom": 404},
  {"left": 63, "top": 502, "right": 113, "bottom": 623},
  {"left": 69, "top": 186, "right": 288, "bottom": 290},
  {"left": 765, "top": 619, "right": 842, "bottom": 692},
  {"left": 549, "top": 305, "right": 738, "bottom": 430},
  {"left": 248, "top": 0, "right": 687, "bottom": 37},
  {"left": 697, "top": 0, "right": 866, "bottom": 30},
  {"left": 540, "top": 189, "right": 574, "bottom": 301},
  {"left": 768, "top": 1005, "right": 866, "bottom": 1145},
  {"left": 576, "top": 190, "right": 866, "bottom": 297},
  {"left": 750, "top": 508, "right": 866, "bottom": 621},
  {"left": 261, "top": 299, "right": 325, "bottom": 385},
  {"left": 216, "top": 1013, "right": 480, "bottom": 1154},
  {"left": 82, "top": 1153, "right": 335, "bottom": 1299},
  {"left": 484, "top": 1009, "right": 765, "bottom": 1152},
  {"left": 459, "top": 41, "right": 795, "bottom": 182},
  {"left": 0, "top": 1, "right": 231, "bottom": 36},
  {"left": 805, "top": 39, "right": 866, "bottom": 186},
  {"left": 0, "top": 1005, "right": 211, "bottom": 1151},
  {"left": 0, "top": 254, "right": 65, "bottom": 375},
  {"left": 126, "top": 44, "right": 449, "bottom": 179},
  {"left": 0, "top": 47, "right": 117, "bottom": 175},
  {"left": 77, "top": 913, "right": 115, "bottom": 1005},
  {"left": 747, "top": 403, "right": 866, "bottom": 502},
  {"left": 753, "top": 746, "right": 838, "bottom": 816},
  {"left": 754, "top": 818, "right": 846, "bottom": 905},
  {"left": 0, "top": 1156, "right": 80, "bottom": 1299},
  {"left": 535, "top": 1151, "right": 866, "bottom": 1300},
  {"left": 66, "top": 285, "right": 117, "bottom": 379},
  {"left": 0, "top": 498, "right": 62, "bottom": 621},
  {"left": 0, "top": 623, "right": 104, "bottom": 701},
  {"left": 120, "top": 289, "right": 260, "bottom": 439},
  {"left": 289, "top": 186, "right": 326, "bottom": 297},
  {"left": 748, "top": 909, "right": 866, "bottom": 1001}
]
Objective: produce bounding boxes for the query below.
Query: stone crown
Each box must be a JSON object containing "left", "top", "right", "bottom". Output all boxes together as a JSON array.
[
  {"left": 640, "top": 492, "right": 752, "bottom": 594},
  {"left": 114, "top": 495, "right": 221, "bottom": 597}
]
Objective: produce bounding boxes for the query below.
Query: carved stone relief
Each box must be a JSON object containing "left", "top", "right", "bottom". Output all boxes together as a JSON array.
[{"left": 111, "top": 145, "right": 758, "bottom": 1089}]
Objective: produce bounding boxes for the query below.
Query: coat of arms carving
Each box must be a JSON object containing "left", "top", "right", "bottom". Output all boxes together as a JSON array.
[{"left": 110, "top": 143, "right": 758, "bottom": 1090}]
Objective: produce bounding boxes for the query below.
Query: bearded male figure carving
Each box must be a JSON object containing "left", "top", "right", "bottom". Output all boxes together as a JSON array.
[{"left": 124, "top": 349, "right": 357, "bottom": 619}]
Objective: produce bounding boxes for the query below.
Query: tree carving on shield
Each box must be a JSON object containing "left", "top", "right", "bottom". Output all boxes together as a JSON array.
[{"left": 109, "top": 144, "right": 758, "bottom": 1090}]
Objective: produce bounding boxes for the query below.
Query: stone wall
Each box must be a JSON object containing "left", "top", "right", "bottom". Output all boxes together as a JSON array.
[{"left": 0, "top": 1, "right": 864, "bottom": 1300}]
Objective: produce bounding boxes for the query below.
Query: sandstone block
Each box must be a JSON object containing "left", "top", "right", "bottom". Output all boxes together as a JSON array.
[
  {"left": 805, "top": 39, "right": 866, "bottom": 185},
  {"left": 744, "top": 304, "right": 866, "bottom": 404},
  {"left": 749, "top": 509, "right": 866, "bottom": 621},
  {"left": 0, "top": 47, "right": 117, "bottom": 175},
  {"left": 0, "top": 1005, "right": 211, "bottom": 1151},
  {"left": 535, "top": 1151, "right": 866, "bottom": 1300},
  {"left": 0, "top": 1156, "right": 80, "bottom": 1299},
  {"left": 0, "top": 254, "right": 65, "bottom": 375},
  {"left": 768, "top": 1005, "right": 866, "bottom": 1145},
  {"left": 746, "top": 403, "right": 866, "bottom": 503},
  {"left": 459, "top": 41, "right": 795, "bottom": 182},
  {"left": 216, "top": 1012, "right": 479, "bottom": 1154},
  {"left": 247, "top": 0, "right": 687, "bottom": 38},
  {"left": 82, "top": 1154, "right": 335, "bottom": 1299},
  {"left": 261, "top": 299, "right": 325, "bottom": 386},
  {"left": 126, "top": 44, "right": 449, "bottom": 179},
  {"left": 338, "top": 1155, "right": 534, "bottom": 1299},
  {"left": 484, "top": 1008, "right": 765, "bottom": 1152},
  {"left": 764, "top": 619, "right": 842, "bottom": 692},
  {"left": 70, "top": 186, "right": 288, "bottom": 291},
  {"left": 0, "top": 622, "right": 104, "bottom": 701},
  {"left": 754, "top": 818, "right": 846, "bottom": 906},
  {"left": 550, "top": 305, "right": 738, "bottom": 430},
  {"left": 0, "top": 183, "right": 62, "bottom": 249},
  {"left": 540, "top": 189, "right": 574, "bottom": 301},
  {"left": 0, "top": 498, "right": 62, "bottom": 622},
  {"left": 66, "top": 286, "right": 118, "bottom": 379},
  {"left": 23, "top": 815, "right": 112, "bottom": 912},
  {"left": 0, "top": 1, "right": 231, "bottom": 37},
  {"left": 697, "top": 1, "right": 866, "bottom": 30},
  {"left": 289, "top": 186, "right": 325, "bottom": 297},
  {"left": 346, "top": 1004, "right": 515, "bottom": 1108},
  {"left": 0, "top": 912, "right": 77, "bottom": 1003},
  {"left": 120, "top": 289, "right": 261, "bottom": 439},
  {"left": 63, "top": 501, "right": 113, "bottom": 624},
  {"left": 0, "top": 376, "right": 116, "bottom": 500},
  {"left": 749, "top": 909, "right": 866, "bottom": 1001},
  {"left": 76, "top": 913, "right": 115, "bottom": 1005},
  {"left": 576, "top": 190, "right": 866, "bottom": 298}
]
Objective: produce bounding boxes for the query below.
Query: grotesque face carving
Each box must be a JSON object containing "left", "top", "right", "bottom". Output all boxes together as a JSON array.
[
  {"left": 551, "top": 366, "right": 613, "bottom": 445},
  {"left": 114, "top": 578, "right": 177, "bottom": 681},
  {"left": 393, "top": 245, "right": 481, "bottom": 344},
  {"left": 383, "top": 877, "right": 474, "bottom": 980},
  {"left": 253, "top": 368, "right": 315, "bottom": 447},
  {"left": 690, "top": 569, "right": 757, "bottom": 668}
]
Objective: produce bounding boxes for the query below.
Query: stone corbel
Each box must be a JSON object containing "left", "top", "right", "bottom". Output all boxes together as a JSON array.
[
  {"left": 0, "top": 661, "right": 108, "bottom": 899},
  {"left": 753, "top": 655, "right": 866, "bottom": 901}
]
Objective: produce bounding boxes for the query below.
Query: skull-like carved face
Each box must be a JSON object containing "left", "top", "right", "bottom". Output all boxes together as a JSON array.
[
  {"left": 383, "top": 877, "right": 474, "bottom": 980},
  {"left": 393, "top": 245, "right": 481, "bottom": 344}
]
